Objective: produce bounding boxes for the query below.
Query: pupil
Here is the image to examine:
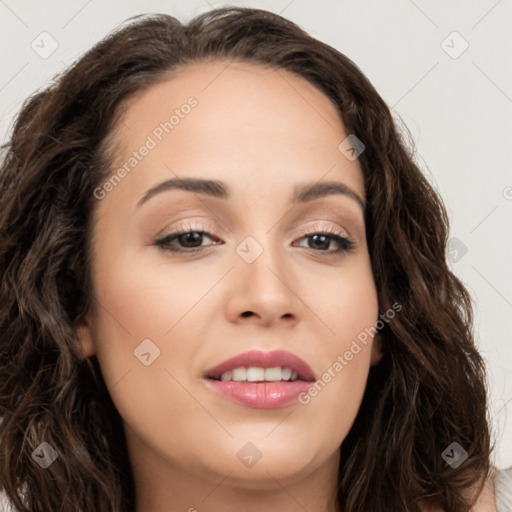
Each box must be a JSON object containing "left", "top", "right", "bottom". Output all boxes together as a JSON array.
[
  {"left": 310, "top": 234, "right": 329, "bottom": 250},
  {"left": 181, "top": 232, "right": 202, "bottom": 247}
]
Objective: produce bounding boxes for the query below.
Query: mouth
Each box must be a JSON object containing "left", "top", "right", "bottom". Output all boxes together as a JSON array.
[{"left": 203, "top": 349, "right": 315, "bottom": 409}]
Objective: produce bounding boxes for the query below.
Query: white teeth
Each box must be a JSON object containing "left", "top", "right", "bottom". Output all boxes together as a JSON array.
[
  {"left": 281, "top": 368, "right": 292, "bottom": 381},
  {"left": 246, "top": 367, "right": 265, "bottom": 382},
  {"left": 219, "top": 366, "right": 297, "bottom": 382},
  {"left": 264, "top": 367, "right": 282, "bottom": 381},
  {"left": 232, "top": 368, "right": 247, "bottom": 381}
]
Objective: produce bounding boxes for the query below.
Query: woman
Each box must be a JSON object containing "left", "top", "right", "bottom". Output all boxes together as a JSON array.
[{"left": 0, "top": 7, "right": 510, "bottom": 512}]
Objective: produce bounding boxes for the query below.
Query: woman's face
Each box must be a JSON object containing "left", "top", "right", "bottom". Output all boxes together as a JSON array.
[{"left": 79, "top": 60, "right": 381, "bottom": 491}]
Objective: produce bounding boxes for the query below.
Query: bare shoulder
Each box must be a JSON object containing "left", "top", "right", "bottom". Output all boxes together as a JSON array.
[{"left": 469, "top": 470, "right": 497, "bottom": 512}]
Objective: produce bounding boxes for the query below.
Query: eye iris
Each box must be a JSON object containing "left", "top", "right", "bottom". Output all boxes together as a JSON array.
[
  {"left": 309, "top": 234, "right": 330, "bottom": 250},
  {"left": 179, "top": 231, "right": 203, "bottom": 247}
]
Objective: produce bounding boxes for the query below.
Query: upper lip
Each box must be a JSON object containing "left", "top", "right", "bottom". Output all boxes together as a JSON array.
[{"left": 204, "top": 349, "right": 316, "bottom": 381}]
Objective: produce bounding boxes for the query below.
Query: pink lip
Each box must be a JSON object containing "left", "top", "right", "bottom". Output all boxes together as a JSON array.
[{"left": 203, "top": 349, "right": 315, "bottom": 409}]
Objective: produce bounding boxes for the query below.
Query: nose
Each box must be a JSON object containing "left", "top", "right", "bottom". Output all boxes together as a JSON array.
[{"left": 224, "top": 237, "right": 300, "bottom": 328}]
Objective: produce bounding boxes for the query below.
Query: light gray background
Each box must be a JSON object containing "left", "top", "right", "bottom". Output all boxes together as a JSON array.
[{"left": 1, "top": 0, "right": 511, "bottom": 469}]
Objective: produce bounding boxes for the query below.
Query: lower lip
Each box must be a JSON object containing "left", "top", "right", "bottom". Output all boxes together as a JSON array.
[{"left": 204, "top": 379, "right": 313, "bottom": 409}]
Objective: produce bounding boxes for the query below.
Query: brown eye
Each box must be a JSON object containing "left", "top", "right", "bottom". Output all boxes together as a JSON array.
[
  {"left": 155, "top": 230, "right": 221, "bottom": 252},
  {"left": 294, "top": 230, "right": 356, "bottom": 255}
]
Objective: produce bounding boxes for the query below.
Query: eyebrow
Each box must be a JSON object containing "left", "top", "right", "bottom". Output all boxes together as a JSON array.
[{"left": 137, "top": 177, "right": 365, "bottom": 211}]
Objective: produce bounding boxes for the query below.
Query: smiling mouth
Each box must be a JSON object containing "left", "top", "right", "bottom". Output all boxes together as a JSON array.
[
  {"left": 202, "top": 349, "right": 315, "bottom": 409},
  {"left": 204, "top": 349, "right": 316, "bottom": 382}
]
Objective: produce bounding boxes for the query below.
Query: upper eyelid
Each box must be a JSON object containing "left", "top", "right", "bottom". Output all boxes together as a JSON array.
[
  {"left": 146, "top": 199, "right": 361, "bottom": 235},
  {"left": 161, "top": 220, "right": 350, "bottom": 237}
]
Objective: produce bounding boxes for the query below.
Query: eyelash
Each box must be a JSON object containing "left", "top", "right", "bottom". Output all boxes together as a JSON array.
[{"left": 154, "top": 222, "right": 356, "bottom": 256}]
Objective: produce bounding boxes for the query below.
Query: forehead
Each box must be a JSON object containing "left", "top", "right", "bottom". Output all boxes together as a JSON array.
[
  {"left": 104, "top": 59, "right": 365, "bottom": 207},
  {"left": 119, "top": 59, "right": 346, "bottom": 131}
]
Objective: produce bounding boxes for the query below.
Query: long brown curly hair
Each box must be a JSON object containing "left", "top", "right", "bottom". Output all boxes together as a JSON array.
[{"left": 0, "top": 7, "right": 493, "bottom": 512}]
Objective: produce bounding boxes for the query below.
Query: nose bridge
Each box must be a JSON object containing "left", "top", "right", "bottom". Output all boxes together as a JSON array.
[
  {"left": 236, "top": 230, "right": 283, "bottom": 286},
  {"left": 231, "top": 228, "right": 297, "bottom": 317},
  {"left": 235, "top": 189, "right": 288, "bottom": 259}
]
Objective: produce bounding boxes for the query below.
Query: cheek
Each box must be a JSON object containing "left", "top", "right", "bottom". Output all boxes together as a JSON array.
[
  {"left": 306, "top": 255, "right": 379, "bottom": 347},
  {"left": 88, "top": 244, "right": 202, "bottom": 398},
  {"left": 89, "top": 252, "right": 207, "bottom": 441},
  {"left": 92, "top": 243, "right": 213, "bottom": 340},
  {"left": 296, "top": 258, "right": 378, "bottom": 417}
]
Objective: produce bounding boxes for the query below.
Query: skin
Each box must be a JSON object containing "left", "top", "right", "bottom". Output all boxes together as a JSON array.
[{"left": 75, "top": 58, "right": 440, "bottom": 512}]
